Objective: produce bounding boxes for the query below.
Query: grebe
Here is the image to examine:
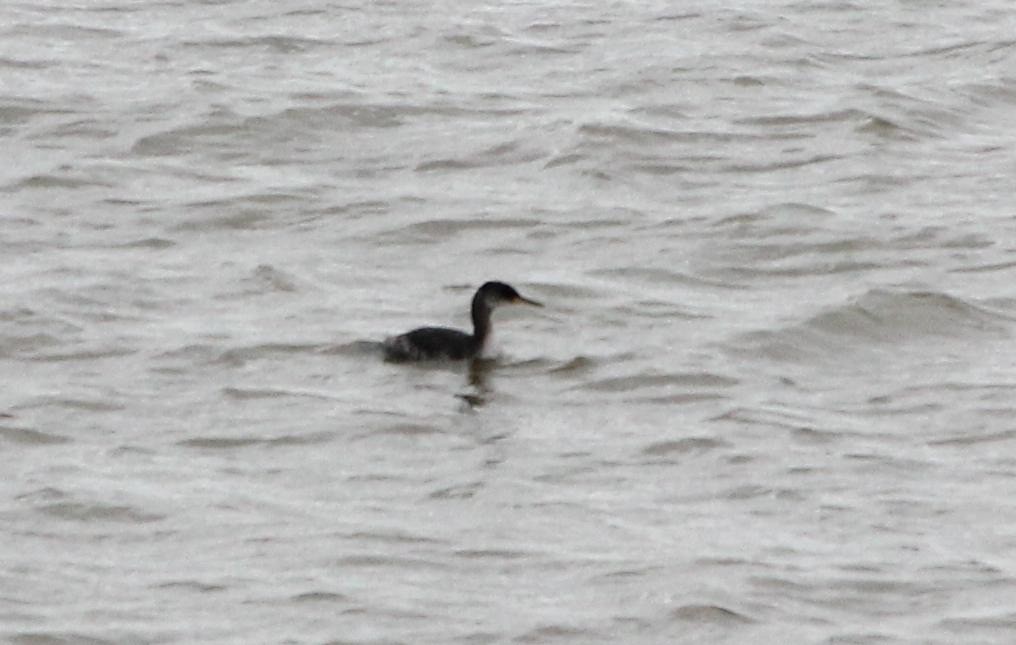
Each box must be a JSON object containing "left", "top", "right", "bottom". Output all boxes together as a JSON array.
[{"left": 383, "top": 281, "right": 542, "bottom": 362}]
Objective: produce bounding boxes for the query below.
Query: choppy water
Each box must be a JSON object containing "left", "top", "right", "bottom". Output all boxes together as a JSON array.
[{"left": 3, "top": 1, "right": 1016, "bottom": 643}]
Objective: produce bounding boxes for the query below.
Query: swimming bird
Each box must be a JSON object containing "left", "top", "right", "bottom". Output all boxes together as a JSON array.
[{"left": 383, "top": 281, "right": 543, "bottom": 362}]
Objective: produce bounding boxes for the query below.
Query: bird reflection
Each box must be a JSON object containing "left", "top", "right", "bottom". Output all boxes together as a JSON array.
[{"left": 457, "top": 358, "right": 494, "bottom": 408}]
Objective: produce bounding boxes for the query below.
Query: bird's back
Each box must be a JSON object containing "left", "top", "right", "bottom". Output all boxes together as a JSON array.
[{"left": 382, "top": 326, "right": 478, "bottom": 362}]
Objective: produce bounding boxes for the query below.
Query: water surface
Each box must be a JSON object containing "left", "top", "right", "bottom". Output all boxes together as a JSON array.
[{"left": 3, "top": 1, "right": 1016, "bottom": 643}]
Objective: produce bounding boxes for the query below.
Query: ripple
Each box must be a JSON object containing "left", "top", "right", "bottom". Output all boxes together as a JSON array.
[
  {"left": 177, "top": 437, "right": 263, "bottom": 449},
  {"left": 9, "top": 174, "right": 113, "bottom": 191},
  {"left": 578, "top": 122, "right": 768, "bottom": 145},
  {"left": 214, "top": 343, "right": 325, "bottom": 366},
  {"left": 514, "top": 625, "right": 597, "bottom": 643},
  {"left": 116, "top": 237, "right": 176, "bottom": 249},
  {"left": 368, "top": 423, "right": 444, "bottom": 438},
  {"left": 728, "top": 289, "right": 1012, "bottom": 362},
  {"left": 809, "top": 290, "right": 1009, "bottom": 338},
  {"left": 928, "top": 429, "right": 1016, "bottom": 447},
  {"left": 15, "top": 487, "right": 67, "bottom": 503},
  {"left": 31, "top": 119, "right": 117, "bottom": 141},
  {"left": 346, "top": 529, "right": 447, "bottom": 545},
  {"left": 0, "top": 57, "right": 53, "bottom": 71},
  {"left": 545, "top": 355, "right": 598, "bottom": 376},
  {"left": 641, "top": 437, "right": 728, "bottom": 457},
  {"left": 712, "top": 202, "right": 837, "bottom": 234},
  {"left": 582, "top": 372, "right": 739, "bottom": 392},
  {"left": 247, "top": 264, "right": 299, "bottom": 293},
  {"left": 454, "top": 548, "right": 531, "bottom": 560},
  {"left": 725, "top": 153, "right": 842, "bottom": 174},
  {"left": 588, "top": 266, "right": 742, "bottom": 290},
  {"left": 939, "top": 611, "right": 1016, "bottom": 633},
  {"left": 737, "top": 108, "right": 868, "bottom": 127},
  {"left": 334, "top": 554, "right": 449, "bottom": 571},
  {"left": 383, "top": 217, "right": 541, "bottom": 240},
  {"left": 429, "top": 481, "right": 484, "bottom": 499},
  {"left": 319, "top": 340, "right": 385, "bottom": 357},
  {"left": 130, "top": 121, "right": 250, "bottom": 157},
  {"left": 414, "top": 140, "right": 546, "bottom": 172},
  {"left": 38, "top": 501, "right": 163, "bottom": 523},
  {"left": 12, "top": 396, "right": 124, "bottom": 413},
  {"left": 221, "top": 386, "right": 329, "bottom": 401},
  {"left": 669, "top": 604, "right": 754, "bottom": 624},
  {"left": 543, "top": 152, "right": 585, "bottom": 169},
  {"left": 856, "top": 115, "right": 921, "bottom": 141},
  {"left": 170, "top": 208, "right": 272, "bottom": 232},
  {"left": 9, "top": 633, "right": 115, "bottom": 645},
  {"left": 0, "top": 332, "right": 64, "bottom": 357},
  {"left": 13, "top": 23, "right": 122, "bottom": 39},
  {"left": 182, "top": 35, "right": 333, "bottom": 53},
  {"left": 0, "top": 426, "right": 70, "bottom": 445},
  {"left": 178, "top": 431, "right": 333, "bottom": 449},
  {"left": 130, "top": 101, "right": 523, "bottom": 159},
  {"left": 152, "top": 580, "right": 227, "bottom": 593},
  {"left": 953, "top": 259, "right": 1016, "bottom": 274},
  {"left": 290, "top": 590, "right": 350, "bottom": 603},
  {"left": 28, "top": 347, "right": 137, "bottom": 362}
]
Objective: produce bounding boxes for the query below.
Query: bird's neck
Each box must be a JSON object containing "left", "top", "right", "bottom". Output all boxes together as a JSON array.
[{"left": 471, "top": 295, "right": 492, "bottom": 345}]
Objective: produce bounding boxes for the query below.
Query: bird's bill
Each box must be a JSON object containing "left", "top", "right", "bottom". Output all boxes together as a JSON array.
[{"left": 515, "top": 295, "right": 543, "bottom": 307}]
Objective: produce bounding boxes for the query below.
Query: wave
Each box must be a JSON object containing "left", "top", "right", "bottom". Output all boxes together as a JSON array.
[
  {"left": 213, "top": 342, "right": 327, "bottom": 366},
  {"left": 728, "top": 289, "right": 1012, "bottom": 362},
  {"left": 0, "top": 425, "right": 70, "bottom": 445},
  {"left": 178, "top": 431, "right": 334, "bottom": 449},
  {"left": 669, "top": 604, "right": 754, "bottom": 625},
  {"left": 38, "top": 500, "right": 164, "bottom": 523}
]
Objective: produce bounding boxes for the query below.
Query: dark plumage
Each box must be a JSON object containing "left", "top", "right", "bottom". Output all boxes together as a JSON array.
[{"left": 383, "top": 281, "right": 542, "bottom": 362}]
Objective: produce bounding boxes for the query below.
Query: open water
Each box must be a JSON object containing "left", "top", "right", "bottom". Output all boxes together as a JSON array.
[{"left": 3, "top": 1, "right": 1016, "bottom": 643}]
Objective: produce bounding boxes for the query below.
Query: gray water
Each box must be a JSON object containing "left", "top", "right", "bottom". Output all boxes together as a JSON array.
[{"left": 3, "top": 1, "right": 1016, "bottom": 643}]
